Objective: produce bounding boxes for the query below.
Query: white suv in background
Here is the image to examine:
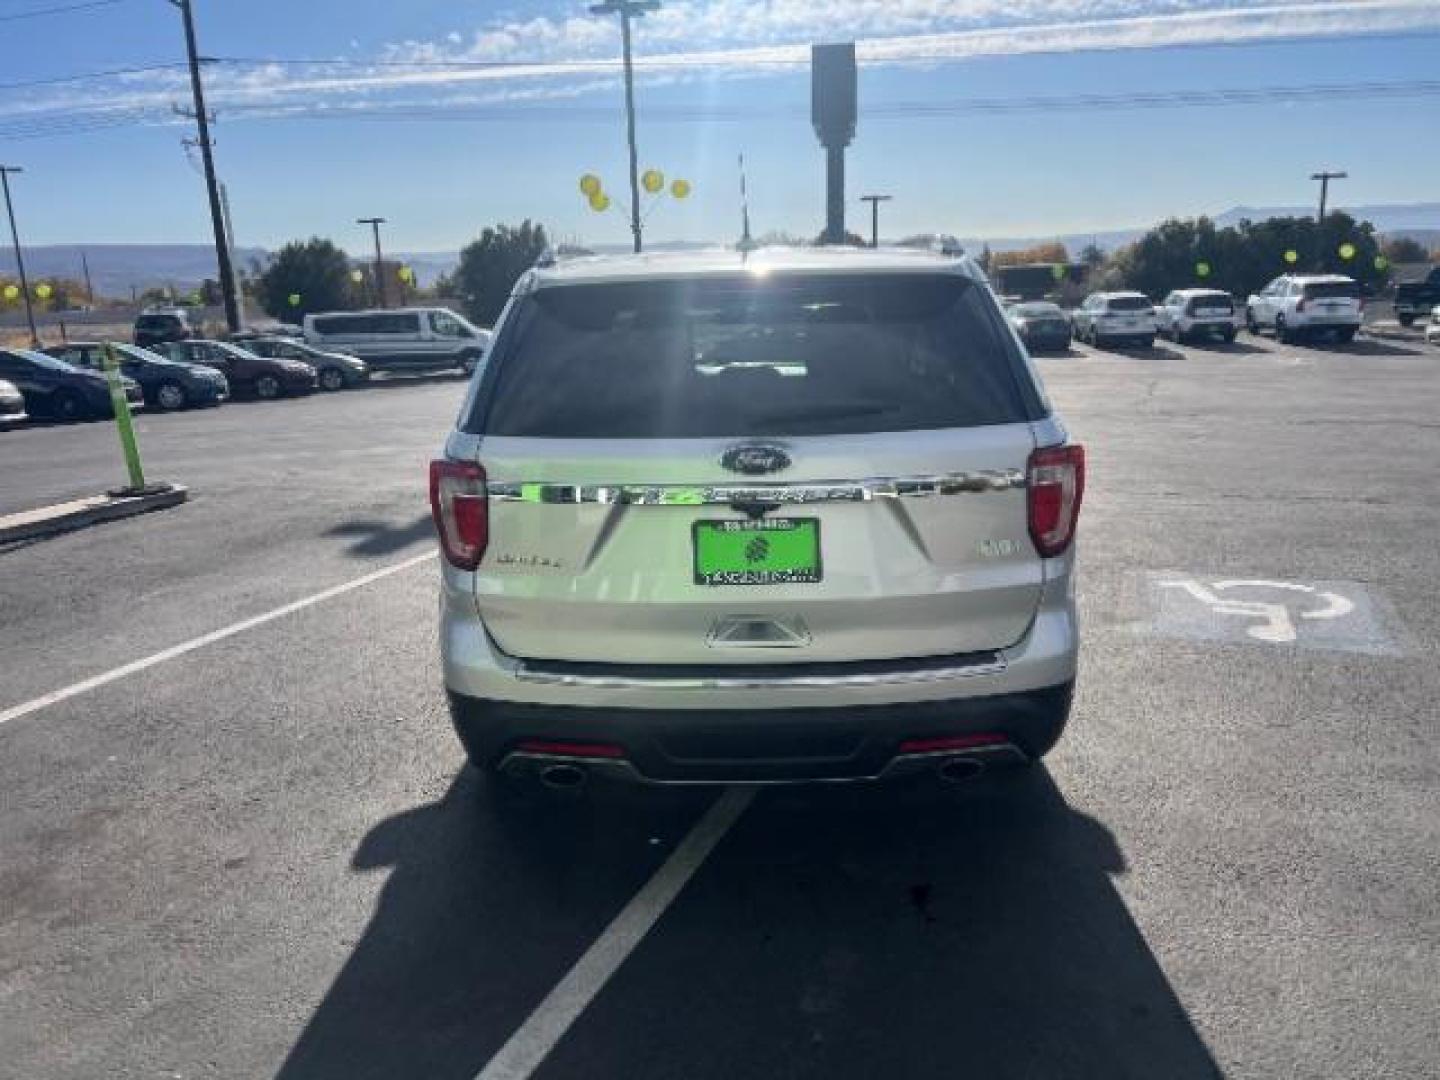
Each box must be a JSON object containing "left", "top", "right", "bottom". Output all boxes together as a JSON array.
[
  {"left": 432, "top": 247, "right": 1084, "bottom": 790},
  {"left": 1426, "top": 305, "right": 1440, "bottom": 346},
  {"left": 1156, "top": 288, "right": 1239, "bottom": 344},
  {"left": 1245, "top": 274, "right": 1362, "bottom": 344},
  {"left": 1072, "top": 291, "right": 1157, "bottom": 349}
]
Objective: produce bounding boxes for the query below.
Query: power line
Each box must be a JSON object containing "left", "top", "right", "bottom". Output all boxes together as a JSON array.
[
  {"left": 0, "top": 0, "right": 124, "bottom": 23},
  {"left": 0, "top": 61, "right": 188, "bottom": 92},
  {"left": 206, "top": 28, "right": 1440, "bottom": 71},
  {"left": 3, "top": 77, "right": 1438, "bottom": 139}
]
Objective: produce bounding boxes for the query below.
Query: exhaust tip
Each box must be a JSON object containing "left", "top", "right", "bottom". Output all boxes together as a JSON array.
[
  {"left": 936, "top": 757, "right": 985, "bottom": 784},
  {"left": 538, "top": 763, "right": 588, "bottom": 790}
]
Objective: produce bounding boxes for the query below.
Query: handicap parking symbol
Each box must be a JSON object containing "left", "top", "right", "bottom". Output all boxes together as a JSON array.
[{"left": 1145, "top": 574, "right": 1399, "bottom": 655}]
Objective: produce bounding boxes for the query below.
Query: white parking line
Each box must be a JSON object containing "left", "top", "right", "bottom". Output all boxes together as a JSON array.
[
  {"left": 476, "top": 785, "right": 757, "bottom": 1080},
  {"left": 0, "top": 550, "right": 438, "bottom": 729}
]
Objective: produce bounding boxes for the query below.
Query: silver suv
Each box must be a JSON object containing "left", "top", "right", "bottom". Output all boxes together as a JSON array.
[{"left": 432, "top": 248, "right": 1084, "bottom": 787}]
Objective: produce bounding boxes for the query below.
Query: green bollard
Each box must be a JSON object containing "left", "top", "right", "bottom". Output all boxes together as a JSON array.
[{"left": 102, "top": 343, "right": 147, "bottom": 494}]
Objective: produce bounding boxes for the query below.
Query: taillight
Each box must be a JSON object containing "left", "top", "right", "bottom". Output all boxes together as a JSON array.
[
  {"left": 1027, "top": 444, "right": 1085, "bottom": 557},
  {"left": 429, "top": 459, "right": 488, "bottom": 569}
]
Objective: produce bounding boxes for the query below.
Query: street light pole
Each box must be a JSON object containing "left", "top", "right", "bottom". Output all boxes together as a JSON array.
[
  {"left": 357, "top": 218, "right": 387, "bottom": 307},
  {"left": 1310, "top": 169, "right": 1346, "bottom": 270},
  {"left": 1311, "top": 169, "right": 1347, "bottom": 225},
  {"left": 0, "top": 165, "right": 38, "bottom": 345},
  {"left": 589, "top": 0, "right": 660, "bottom": 255},
  {"left": 860, "top": 194, "right": 892, "bottom": 249},
  {"left": 169, "top": 0, "right": 240, "bottom": 333}
]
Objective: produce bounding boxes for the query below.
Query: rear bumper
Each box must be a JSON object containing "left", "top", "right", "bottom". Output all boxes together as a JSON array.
[
  {"left": 449, "top": 681, "right": 1072, "bottom": 784},
  {"left": 1178, "top": 318, "right": 1236, "bottom": 334},
  {"left": 441, "top": 562, "right": 1079, "bottom": 782}
]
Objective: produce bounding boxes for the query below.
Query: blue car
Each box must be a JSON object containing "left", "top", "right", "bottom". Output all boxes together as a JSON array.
[
  {"left": 0, "top": 347, "right": 143, "bottom": 422},
  {"left": 45, "top": 341, "right": 228, "bottom": 411}
]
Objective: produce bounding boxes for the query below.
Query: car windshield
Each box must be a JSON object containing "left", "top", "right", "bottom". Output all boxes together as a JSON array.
[
  {"left": 1106, "top": 296, "right": 1152, "bottom": 311},
  {"left": 472, "top": 274, "right": 1033, "bottom": 437},
  {"left": 136, "top": 315, "right": 181, "bottom": 329},
  {"left": 1188, "top": 293, "right": 1234, "bottom": 309},
  {"left": 1015, "top": 303, "right": 1062, "bottom": 317}
]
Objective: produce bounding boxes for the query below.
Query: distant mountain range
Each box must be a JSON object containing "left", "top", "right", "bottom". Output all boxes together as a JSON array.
[{"left": 4, "top": 203, "right": 1436, "bottom": 297}]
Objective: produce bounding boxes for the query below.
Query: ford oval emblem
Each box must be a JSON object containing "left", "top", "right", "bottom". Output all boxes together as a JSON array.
[{"left": 721, "top": 443, "right": 791, "bottom": 475}]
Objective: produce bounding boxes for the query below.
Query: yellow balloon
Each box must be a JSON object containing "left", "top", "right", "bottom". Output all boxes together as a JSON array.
[
  {"left": 642, "top": 169, "right": 664, "bottom": 194},
  {"left": 670, "top": 178, "right": 691, "bottom": 200},
  {"left": 1283, "top": 249, "right": 1299, "bottom": 265},
  {"left": 579, "top": 174, "right": 602, "bottom": 197},
  {"left": 588, "top": 191, "right": 611, "bottom": 212},
  {"left": 35, "top": 283, "right": 53, "bottom": 300},
  {"left": 350, "top": 269, "right": 364, "bottom": 284},
  {"left": 398, "top": 265, "right": 415, "bottom": 283},
  {"left": 1338, "top": 242, "right": 1356, "bottom": 261},
  {"left": 2, "top": 284, "right": 18, "bottom": 301},
  {"left": 1374, "top": 255, "right": 1389, "bottom": 270}
]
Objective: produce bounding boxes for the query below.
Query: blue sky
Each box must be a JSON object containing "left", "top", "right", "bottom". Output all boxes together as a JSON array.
[{"left": 1, "top": 0, "right": 1438, "bottom": 252}]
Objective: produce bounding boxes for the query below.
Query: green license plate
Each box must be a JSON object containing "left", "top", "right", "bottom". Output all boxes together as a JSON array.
[{"left": 693, "top": 518, "right": 822, "bottom": 586}]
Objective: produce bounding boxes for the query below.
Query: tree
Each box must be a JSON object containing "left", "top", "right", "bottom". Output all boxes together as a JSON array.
[
  {"left": 1104, "top": 214, "right": 1385, "bottom": 300},
  {"left": 258, "top": 238, "right": 355, "bottom": 320},
  {"left": 1078, "top": 243, "right": 1106, "bottom": 270},
  {"left": 1381, "top": 236, "right": 1430, "bottom": 265},
  {"left": 453, "top": 220, "right": 549, "bottom": 326}
]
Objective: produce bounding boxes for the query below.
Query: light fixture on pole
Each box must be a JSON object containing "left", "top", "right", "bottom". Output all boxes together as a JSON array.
[{"left": 859, "top": 194, "right": 892, "bottom": 249}]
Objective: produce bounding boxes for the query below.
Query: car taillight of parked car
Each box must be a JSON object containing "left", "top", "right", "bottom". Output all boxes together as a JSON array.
[
  {"left": 1027, "top": 444, "right": 1086, "bottom": 557},
  {"left": 429, "top": 459, "right": 488, "bottom": 569}
]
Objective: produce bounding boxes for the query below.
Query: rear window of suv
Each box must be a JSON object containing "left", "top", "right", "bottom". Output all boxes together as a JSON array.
[
  {"left": 467, "top": 273, "right": 1039, "bottom": 438},
  {"left": 1105, "top": 296, "right": 1152, "bottom": 311},
  {"left": 1303, "top": 281, "right": 1360, "bottom": 300}
]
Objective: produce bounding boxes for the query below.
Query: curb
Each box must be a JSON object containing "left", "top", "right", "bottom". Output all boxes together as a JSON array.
[{"left": 0, "top": 485, "right": 188, "bottom": 545}]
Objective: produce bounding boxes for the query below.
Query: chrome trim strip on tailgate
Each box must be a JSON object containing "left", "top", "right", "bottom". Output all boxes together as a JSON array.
[
  {"left": 487, "top": 470, "right": 1026, "bottom": 506},
  {"left": 511, "top": 653, "right": 1009, "bottom": 690}
]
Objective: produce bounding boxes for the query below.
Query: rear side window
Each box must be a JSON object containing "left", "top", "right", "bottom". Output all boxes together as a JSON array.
[
  {"left": 1105, "top": 295, "right": 1152, "bottom": 311},
  {"left": 1303, "top": 281, "right": 1359, "bottom": 300},
  {"left": 468, "top": 274, "right": 1040, "bottom": 438},
  {"left": 136, "top": 315, "right": 181, "bottom": 331},
  {"left": 312, "top": 313, "right": 420, "bottom": 335}
]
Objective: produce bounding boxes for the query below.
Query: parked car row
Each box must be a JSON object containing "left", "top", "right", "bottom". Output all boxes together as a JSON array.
[
  {"left": 1005, "top": 273, "right": 1370, "bottom": 354},
  {"left": 135, "top": 304, "right": 492, "bottom": 377},
  {"left": 0, "top": 305, "right": 494, "bottom": 428}
]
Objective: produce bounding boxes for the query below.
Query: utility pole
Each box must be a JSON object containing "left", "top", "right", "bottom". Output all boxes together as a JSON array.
[
  {"left": 737, "top": 153, "right": 755, "bottom": 253},
  {"left": 357, "top": 218, "right": 387, "bottom": 307},
  {"left": 81, "top": 250, "right": 95, "bottom": 306},
  {"left": 860, "top": 194, "right": 892, "bottom": 248},
  {"left": 589, "top": 0, "right": 659, "bottom": 254},
  {"left": 1311, "top": 169, "right": 1346, "bottom": 269},
  {"left": 219, "top": 182, "right": 241, "bottom": 320},
  {"left": 169, "top": 0, "right": 239, "bottom": 332},
  {"left": 0, "top": 165, "right": 38, "bottom": 344}
]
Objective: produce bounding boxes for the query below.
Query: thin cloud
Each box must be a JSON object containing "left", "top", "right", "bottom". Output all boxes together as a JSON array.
[{"left": 3, "top": 0, "right": 1438, "bottom": 129}]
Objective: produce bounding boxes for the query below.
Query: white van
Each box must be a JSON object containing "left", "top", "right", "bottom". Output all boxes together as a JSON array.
[{"left": 303, "top": 307, "right": 492, "bottom": 375}]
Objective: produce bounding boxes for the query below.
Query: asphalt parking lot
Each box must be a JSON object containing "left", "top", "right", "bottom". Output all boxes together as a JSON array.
[{"left": 2, "top": 330, "right": 1438, "bottom": 1079}]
